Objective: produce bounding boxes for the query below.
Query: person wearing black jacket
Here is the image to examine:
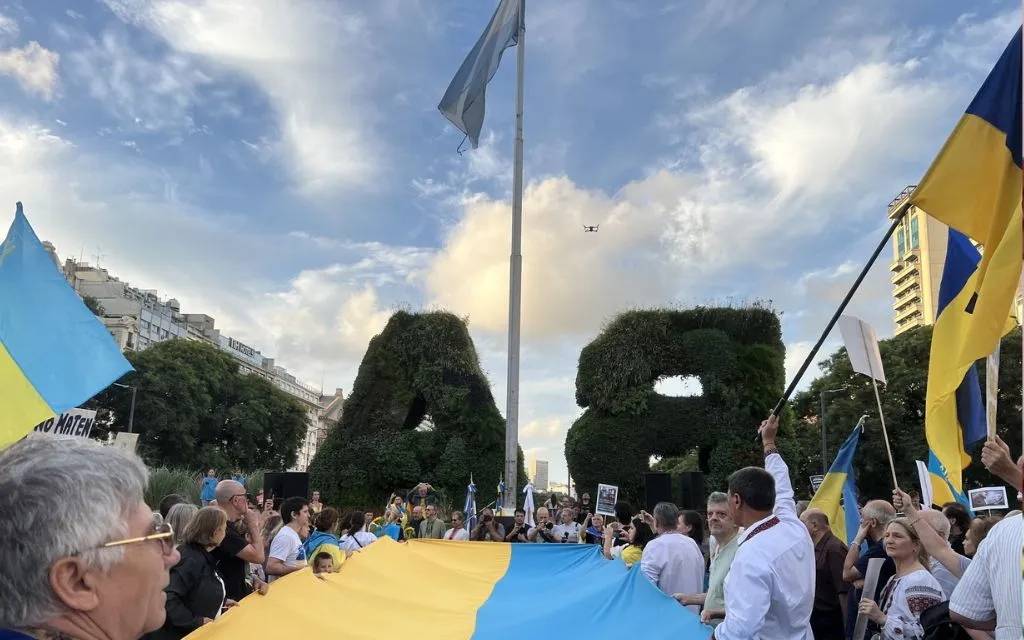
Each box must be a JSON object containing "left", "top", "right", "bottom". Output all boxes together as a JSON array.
[{"left": 147, "top": 507, "right": 233, "bottom": 640}]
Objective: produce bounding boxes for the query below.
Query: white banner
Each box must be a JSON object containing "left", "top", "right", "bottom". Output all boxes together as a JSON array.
[{"left": 34, "top": 408, "right": 97, "bottom": 438}]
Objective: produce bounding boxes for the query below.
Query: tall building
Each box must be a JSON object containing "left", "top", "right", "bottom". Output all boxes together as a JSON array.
[
  {"left": 57, "top": 254, "right": 342, "bottom": 470},
  {"left": 529, "top": 459, "right": 549, "bottom": 491},
  {"left": 888, "top": 186, "right": 1023, "bottom": 335},
  {"left": 888, "top": 186, "right": 949, "bottom": 336}
]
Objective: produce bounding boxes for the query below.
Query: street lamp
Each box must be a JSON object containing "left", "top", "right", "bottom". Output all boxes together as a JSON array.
[
  {"left": 819, "top": 387, "right": 850, "bottom": 476},
  {"left": 111, "top": 382, "right": 137, "bottom": 433}
]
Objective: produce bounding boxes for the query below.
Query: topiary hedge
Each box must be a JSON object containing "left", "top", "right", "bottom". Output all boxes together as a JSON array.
[
  {"left": 565, "top": 306, "right": 787, "bottom": 505},
  {"left": 309, "top": 311, "right": 526, "bottom": 509}
]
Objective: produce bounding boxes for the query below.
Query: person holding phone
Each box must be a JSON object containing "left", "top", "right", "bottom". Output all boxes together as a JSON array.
[{"left": 504, "top": 508, "right": 531, "bottom": 542}]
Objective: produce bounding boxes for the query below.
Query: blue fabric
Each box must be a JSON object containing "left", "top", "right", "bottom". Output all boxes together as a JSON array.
[
  {"left": 473, "top": 544, "right": 711, "bottom": 638},
  {"left": 965, "top": 27, "right": 1022, "bottom": 167},
  {"left": 303, "top": 530, "right": 340, "bottom": 559},
  {"left": 0, "top": 203, "right": 132, "bottom": 413},
  {"left": 437, "top": 0, "right": 521, "bottom": 148},
  {"left": 201, "top": 477, "right": 217, "bottom": 502}
]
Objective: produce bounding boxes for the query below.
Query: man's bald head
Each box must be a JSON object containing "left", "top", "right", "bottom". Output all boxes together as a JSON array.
[
  {"left": 801, "top": 508, "right": 829, "bottom": 529},
  {"left": 215, "top": 479, "right": 244, "bottom": 502}
]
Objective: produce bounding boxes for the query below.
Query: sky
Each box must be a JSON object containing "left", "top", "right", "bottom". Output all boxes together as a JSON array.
[{"left": 0, "top": 0, "right": 1017, "bottom": 487}]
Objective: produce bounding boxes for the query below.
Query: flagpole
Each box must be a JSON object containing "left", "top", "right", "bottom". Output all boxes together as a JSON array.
[{"left": 504, "top": 0, "right": 526, "bottom": 512}]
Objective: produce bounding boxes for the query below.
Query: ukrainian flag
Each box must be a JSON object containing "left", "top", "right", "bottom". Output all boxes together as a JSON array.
[
  {"left": 185, "top": 539, "right": 710, "bottom": 639},
  {"left": 911, "top": 27, "right": 1022, "bottom": 508},
  {"left": 0, "top": 203, "right": 133, "bottom": 448},
  {"left": 808, "top": 422, "right": 862, "bottom": 547}
]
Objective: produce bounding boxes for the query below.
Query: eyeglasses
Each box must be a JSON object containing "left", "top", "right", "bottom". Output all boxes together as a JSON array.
[{"left": 79, "top": 514, "right": 175, "bottom": 556}]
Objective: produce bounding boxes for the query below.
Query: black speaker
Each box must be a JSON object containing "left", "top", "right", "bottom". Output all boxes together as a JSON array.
[
  {"left": 263, "top": 472, "right": 309, "bottom": 505},
  {"left": 677, "top": 472, "right": 705, "bottom": 511},
  {"left": 644, "top": 472, "right": 672, "bottom": 513}
]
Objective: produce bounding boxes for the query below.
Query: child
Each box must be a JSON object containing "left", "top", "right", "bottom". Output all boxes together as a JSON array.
[{"left": 312, "top": 552, "right": 334, "bottom": 576}]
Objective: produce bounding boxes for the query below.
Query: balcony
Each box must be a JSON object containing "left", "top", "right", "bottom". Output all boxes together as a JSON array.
[
  {"left": 888, "top": 185, "right": 916, "bottom": 217},
  {"left": 895, "top": 302, "right": 923, "bottom": 323},
  {"left": 892, "top": 264, "right": 919, "bottom": 285},
  {"left": 893, "top": 277, "right": 919, "bottom": 299},
  {"left": 890, "top": 260, "right": 904, "bottom": 272}
]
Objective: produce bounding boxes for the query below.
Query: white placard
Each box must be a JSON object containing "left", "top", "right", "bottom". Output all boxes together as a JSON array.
[
  {"left": 112, "top": 431, "right": 139, "bottom": 453},
  {"left": 33, "top": 408, "right": 97, "bottom": 439},
  {"left": 595, "top": 483, "right": 618, "bottom": 517},
  {"left": 915, "top": 461, "right": 934, "bottom": 508},
  {"left": 967, "top": 486, "right": 1009, "bottom": 511},
  {"left": 852, "top": 558, "right": 886, "bottom": 640},
  {"left": 839, "top": 315, "right": 886, "bottom": 384}
]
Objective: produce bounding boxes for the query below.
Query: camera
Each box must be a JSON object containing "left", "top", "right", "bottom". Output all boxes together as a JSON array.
[
  {"left": 545, "top": 521, "right": 554, "bottom": 530},
  {"left": 483, "top": 514, "right": 492, "bottom": 522}
]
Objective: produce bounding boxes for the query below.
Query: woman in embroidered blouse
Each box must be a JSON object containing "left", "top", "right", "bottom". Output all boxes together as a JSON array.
[{"left": 857, "top": 519, "right": 944, "bottom": 639}]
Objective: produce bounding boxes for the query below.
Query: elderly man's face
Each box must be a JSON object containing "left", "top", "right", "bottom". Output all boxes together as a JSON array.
[
  {"left": 57, "top": 502, "right": 180, "bottom": 638},
  {"left": 413, "top": 506, "right": 423, "bottom": 519},
  {"left": 425, "top": 505, "right": 436, "bottom": 519}
]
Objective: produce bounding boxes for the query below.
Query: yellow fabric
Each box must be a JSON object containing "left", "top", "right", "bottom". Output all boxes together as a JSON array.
[
  {"left": 621, "top": 545, "right": 642, "bottom": 567},
  {"left": 912, "top": 114, "right": 1023, "bottom": 500},
  {"left": 187, "top": 537, "right": 510, "bottom": 640},
  {"left": 0, "top": 339, "right": 54, "bottom": 448}
]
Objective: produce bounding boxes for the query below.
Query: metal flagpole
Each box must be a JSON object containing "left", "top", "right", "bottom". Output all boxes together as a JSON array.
[{"left": 504, "top": 0, "right": 526, "bottom": 512}]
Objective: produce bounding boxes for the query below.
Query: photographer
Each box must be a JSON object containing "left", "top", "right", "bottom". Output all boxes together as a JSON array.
[
  {"left": 528, "top": 506, "right": 556, "bottom": 543},
  {"left": 470, "top": 508, "right": 506, "bottom": 542},
  {"left": 504, "top": 508, "right": 530, "bottom": 543}
]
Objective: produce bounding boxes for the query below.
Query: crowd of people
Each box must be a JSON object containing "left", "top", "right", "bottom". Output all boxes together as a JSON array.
[{"left": 0, "top": 418, "right": 1019, "bottom": 640}]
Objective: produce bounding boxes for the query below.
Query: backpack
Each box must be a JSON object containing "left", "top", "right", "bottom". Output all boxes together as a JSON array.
[{"left": 919, "top": 601, "right": 971, "bottom": 640}]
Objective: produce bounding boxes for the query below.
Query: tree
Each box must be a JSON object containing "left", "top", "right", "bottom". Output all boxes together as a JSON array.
[
  {"left": 82, "top": 295, "right": 105, "bottom": 317},
  {"left": 790, "top": 326, "right": 1021, "bottom": 502},
  {"left": 308, "top": 311, "right": 528, "bottom": 510},
  {"left": 565, "top": 306, "right": 790, "bottom": 505},
  {"left": 88, "top": 340, "right": 308, "bottom": 470}
]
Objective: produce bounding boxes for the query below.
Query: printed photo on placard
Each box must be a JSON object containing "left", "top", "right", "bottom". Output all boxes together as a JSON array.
[
  {"left": 967, "top": 486, "right": 1009, "bottom": 511},
  {"left": 595, "top": 483, "right": 618, "bottom": 517}
]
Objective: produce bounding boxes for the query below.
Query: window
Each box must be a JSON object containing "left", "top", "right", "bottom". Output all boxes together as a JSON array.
[
  {"left": 910, "top": 216, "right": 920, "bottom": 249},
  {"left": 897, "top": 229, "right": 905, "bottom": 256}
]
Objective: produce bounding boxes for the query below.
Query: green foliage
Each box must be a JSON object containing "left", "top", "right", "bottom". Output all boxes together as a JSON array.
[
  {"left": 82, "top": 295, "right": 105, "bottom": 317},
  {"left": 790, "top": 326, "right": 1022, "bottom": 502},
  {"left": 87, "top": 340, "right": 308, "bottom": 471},
  {"left": 566, "top": 306, "right": 787, "bottom": 505},
  {"left": 144, "top": 467, "right": 267, "bottom": 510},
  {"left": 308, "top": 311, "right": 528, "bottom": 508}
]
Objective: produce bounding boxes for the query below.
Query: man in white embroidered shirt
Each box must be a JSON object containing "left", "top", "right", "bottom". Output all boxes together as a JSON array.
[{"left": 712, "top": 415, "right": 815, "bottom": 640}]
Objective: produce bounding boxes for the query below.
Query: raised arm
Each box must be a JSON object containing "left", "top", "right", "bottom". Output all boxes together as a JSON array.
[{"left": 758, "top": 416, "right": 797, "bottom": 520}]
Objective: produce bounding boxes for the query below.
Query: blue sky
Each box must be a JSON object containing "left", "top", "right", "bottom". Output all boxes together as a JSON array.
[{"left": 0, "top": 0, "right": 1016, "bottom": 486}]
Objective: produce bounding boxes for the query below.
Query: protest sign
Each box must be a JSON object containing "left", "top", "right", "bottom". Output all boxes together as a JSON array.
[
  {"left": 968, "top": 486, "right": 1009, "bottom": 511},
  {"left": 33, "top": 408, "right": 97, "bottom": 439},
  {"left": 595, "top": 483, "right": 618, "bottom": 516}
]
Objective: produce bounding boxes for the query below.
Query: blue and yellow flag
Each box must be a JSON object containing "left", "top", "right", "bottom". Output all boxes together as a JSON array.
[
  {"left": 186, "top": 539, "right": 710, "bottom": 639},
  {"left": 808, "top": 421, "right": 863, "bottom": 547},
  {"left": 438, "top": 0, "right": 522, "bottom": 148},
  {"left": 0, "top": 203, "right": 133, "bottom": 448},
  {"left": 911, "top": 28, "right": 1022, "bottom": 507}
]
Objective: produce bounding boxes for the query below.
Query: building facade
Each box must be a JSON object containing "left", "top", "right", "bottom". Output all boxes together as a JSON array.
[
  {"left": 888, "top": 186, "right": 1023, "bottom": 335},
  {"left": 529, "top": 459, "right": 549, "bottom": 491},
  {"left": 58, "top": 255, "right": 341, "bottom": 471}
]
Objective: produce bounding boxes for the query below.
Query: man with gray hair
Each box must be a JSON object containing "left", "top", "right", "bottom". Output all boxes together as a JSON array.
[
  {"left": 842, "top": 499, "right": 896, "bottom": 637},
  {"left": 640, "top": 501, "right": 704, "bottom": 613},
  {"left": 0, "top": 435, "right": 180, "bottom": 640},
  {"left": 673, "top": 492, "right": 741, "bottom": 627}
]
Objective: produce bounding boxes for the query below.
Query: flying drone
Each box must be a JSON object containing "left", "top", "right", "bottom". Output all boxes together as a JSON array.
[{"left": 583, "top": 225, "right": 599, "bottom": 232}]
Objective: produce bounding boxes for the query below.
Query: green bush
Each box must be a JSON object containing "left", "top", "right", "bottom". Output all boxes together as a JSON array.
[
  {"left": 308, "top": 311, "right": 528, "bottom": 508},
  {"left": 145, "top": 468, "right": 268, "bottom": 510},
  {"left": 566, "top": 306, "right": 787, "bottom": 505}
]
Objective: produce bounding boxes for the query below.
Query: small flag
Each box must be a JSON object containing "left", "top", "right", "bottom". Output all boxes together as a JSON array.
[
  {"left": 808, "top": 420, "right": 864, "bottom": 547},
  {"left": 496, "top": 475, "right": 505, "bottom": 516},
  {"left": 0, "top": 203, "right": 133, "bottom": 448},
  {"left": 523, "top": 481, "right": 535, "bottom": 527},
  {"left": 438, "top": 0, "right": 522, "bottom": 148},
  {"left": 464, "top": 476, "right": 478, "bottom": 531}
]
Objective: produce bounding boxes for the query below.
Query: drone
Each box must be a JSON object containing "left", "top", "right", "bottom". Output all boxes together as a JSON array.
[{"left": 583, "top": 225, "right": 599, "bottom": 233}]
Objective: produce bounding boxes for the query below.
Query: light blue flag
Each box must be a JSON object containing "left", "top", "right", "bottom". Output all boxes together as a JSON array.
[
  {"left": 438, "top": 0, "right": 521, "bottom": 148},
  {"left": 0, "top": 202, "right": 133, "bottom": 447}
]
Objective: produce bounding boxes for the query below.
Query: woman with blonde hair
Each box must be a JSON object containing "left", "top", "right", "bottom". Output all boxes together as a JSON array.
[
  {"left": 151, "top": 506, "right": 233, "bottom": 640},
  {"left": 858, "top": 519, "right": 944, "bottom": 639},
  {"left": 166, "top": 502, "right": 198, "bottom": 548}
]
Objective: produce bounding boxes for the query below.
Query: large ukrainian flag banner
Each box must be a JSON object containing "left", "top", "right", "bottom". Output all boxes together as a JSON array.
[
  {"left": 808, "top": 422, "right": 862, "bottom": 547},
  {"left": 187, "top": 539, "right": 711, "bottom": 639},
  {"left": 0, "top": 203, "right": 133, "bottom": 448},
  {"left": 911, "top": 27, "right": 1022, "bottom": 508}
]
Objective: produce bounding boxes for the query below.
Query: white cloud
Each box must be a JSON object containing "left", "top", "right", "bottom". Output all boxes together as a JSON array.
[
  {"left": 102, "top": 0, "right": 380, "bottom": 194},
  {"left": 0, "top": 14, "right": 18, "bottom": 39},
  {"left": 0, "top": 42, "right": 60, "bottom": 100}
]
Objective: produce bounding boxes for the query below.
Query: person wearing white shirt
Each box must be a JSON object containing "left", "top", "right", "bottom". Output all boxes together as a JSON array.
[
  {"left": 950, "top": 511, "right": 1023, "bottom": 639},
  {"left": 266, "top": 497, "right": 311, "bottom": 584},
  {"left": 551, "top": 507, "right": 582, "bottom": 543},
  {"left": 443, "top": 511, "right": 470, "bottom": 541},
  {"left": 712, "top": 415, "right": 815, "bottom": 640},
  {"left": 640, "top": 501, "right": 705, "bottom": 615}
]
